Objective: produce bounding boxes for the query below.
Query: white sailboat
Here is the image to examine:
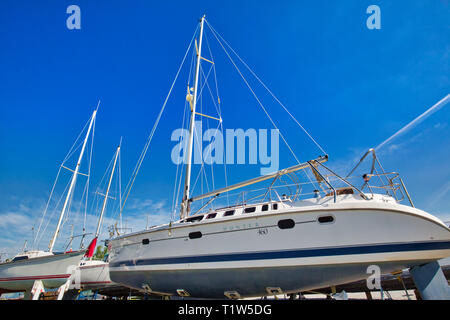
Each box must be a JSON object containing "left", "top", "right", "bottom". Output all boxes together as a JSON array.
[
  {"left": 107, "top": 16, "right": 450, "bottom": 299},
  {"left": 0, "top": 109, "right": 98, "bottom": 299}
]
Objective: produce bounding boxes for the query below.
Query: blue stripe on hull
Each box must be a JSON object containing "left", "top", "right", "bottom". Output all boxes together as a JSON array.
[{"left": 110, "top": 240, "right": 450, "bottom": 268}]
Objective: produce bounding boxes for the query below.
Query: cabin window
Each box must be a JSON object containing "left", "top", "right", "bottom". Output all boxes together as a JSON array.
[
  {"left": 244, "top": 207, "right": 256, "bottom": 213},
  {"left": 262, "top": 204, "right": 269, "bottom": 211},
  {"left": 318, "top": 215, "right": 334, "bottom": 224},
  {"left": 272, "top": 203, "right": 278, "bottom": 210},
  {"left": 142, "top": 238, "right": 150, "bottom": 245},
  {"left": 186, "top": 215, "right": 204, "bottom": 223},
  {"left": 224, "top": 210, "right": 235, "bottom": 216},
  {"left": 206, "top": 213, "right": 217, "bottom": 219},
  {"left": 12, "top": 256, "right": 28, "bottom": 262},
  {"left": 189, "top": 231, "right": 202, "bottom": 239},
  {"left": 278, "top": 219, "right": 295, "bottom": 229}
]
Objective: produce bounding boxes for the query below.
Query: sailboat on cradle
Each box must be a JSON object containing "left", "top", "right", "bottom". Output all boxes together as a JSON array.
[
  {"left": 0, "top": 108, "right": 99, "bottom": 299},
  {"left": 107, "top": 16, "right": 450, "bottom": 299}
]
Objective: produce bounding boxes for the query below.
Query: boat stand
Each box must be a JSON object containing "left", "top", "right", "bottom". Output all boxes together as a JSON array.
[
  {"left": 30, "top": 280, "right": 45, "bottom": 300},
  {"left": 56, "top": 277, "right": 73, "bottom": 300},
  {"left": 410, "top": 261, "right": 450, "bottom": 300}
]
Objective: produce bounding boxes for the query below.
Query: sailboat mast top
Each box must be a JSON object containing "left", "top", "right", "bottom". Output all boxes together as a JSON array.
[
  {"left": 48, "top": 109, "right": 97, "bottom": 252},
  {"left": 181, "top": 15, "right": 206, "bottom": 219}
]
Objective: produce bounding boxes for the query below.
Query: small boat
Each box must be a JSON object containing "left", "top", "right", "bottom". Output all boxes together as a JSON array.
[
  {"left": 107, "top": 16, "right": 450, "bottom": 299},
  {"left": 77, "top": 259, "right": 113, "bottom": 291},
  {"left": 0, "top": 250, "right": 85, "bottom": 297},
  {"left": 0, "top": 109, "right": 98, "bottom": 299}
]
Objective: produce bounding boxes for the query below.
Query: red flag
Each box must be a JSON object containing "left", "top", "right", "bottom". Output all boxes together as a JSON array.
[{"left": 85, "top": 237, "right": 98, "bottom": 258}]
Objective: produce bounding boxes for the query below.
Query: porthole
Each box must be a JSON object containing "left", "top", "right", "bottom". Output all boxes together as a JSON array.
[
  {"left": 142, "top": 238, "right": 150, "bottom": 245},
  {"left": 189, "top": 231, "right": 202, "bottom": 239},
  {"left": 262, "top": 204, "right": 269, "bottom": 211},
  {"left": 272, "top": 203, "right": 278, "bottom": 210},
  {"left": 318, "top": 215, "right": 334, "bottom": 224},
  {"left": 206, "top": 213, "right": 217, "bottom": 219},
  {"left": 278, "top": 219, "right": 295, "bottom": 229}
]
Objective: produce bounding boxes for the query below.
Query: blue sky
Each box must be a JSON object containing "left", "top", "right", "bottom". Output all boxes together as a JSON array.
[{"left": 0, "top": 1, "right": 449, "bottom": 256}]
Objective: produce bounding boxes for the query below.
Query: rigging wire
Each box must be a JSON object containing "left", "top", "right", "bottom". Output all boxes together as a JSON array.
[
  {"left": 120, "top": 25, "right": 199, "bottom": 216},
  {"left": 60, "top": 115, "right": 96, "bottom": 249},
  {"left": 32, "top": 166, "right": 62, "bottom": 249},
  {"left": 206, "top": 20, "right": 327, "bottom": 156},
  {"left": 205, "top": 21, "right": 323, "bottom": 191},
  {"left": 199, "top": 64, "right": 223, "bottom": 195},
  {"left": 36, "top": 179, "right": 71, "bottom": 249},
  {"left": 190, "top": 71, "right": 211, "bottom": 196},
  {"left": 97, "top": 146, "right": 122, "bottom": 237},
  {"left": 205, "top": 21, "right": 319, "bottom": 190},
  {"left": 33, "top": 112, "right": 96, "bottom": 249},
  {"left": 205, "top": 21, "right": 301, "bottom": 164},
  {"left": 171, "top": 102, "right": 188, "bottom": 219},
  {"left": 204, "top": 32, "right": 230, "bottom": 207},
  {"left": 171, "top": 44, "right": 197, "bottom": 218}
]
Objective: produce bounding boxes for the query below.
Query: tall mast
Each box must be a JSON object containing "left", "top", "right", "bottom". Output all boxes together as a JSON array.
[
  {"left": 48, "top": 109, "right": 97, "bottom": 252},
  {"left": 181, "top": 15, "right": 205, "bottom": 219},
  {"left": 95, "top": 142, "right": 120, "bottom": 238}
]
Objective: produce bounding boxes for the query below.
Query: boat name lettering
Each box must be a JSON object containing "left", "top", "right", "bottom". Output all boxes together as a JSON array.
[{"left": 223, "top": 222, "right": 258, "bottom": 232}]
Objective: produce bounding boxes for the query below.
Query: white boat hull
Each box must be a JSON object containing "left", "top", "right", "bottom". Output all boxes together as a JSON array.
[
  {"left": 77, "top": 260, "right": 114, "bottom": 290},
  {"left": 109, "top": 196, "right": 450, "bottom": 298},
  {"left": 0, "top": 251, "right": 85, "bottom": 292}
]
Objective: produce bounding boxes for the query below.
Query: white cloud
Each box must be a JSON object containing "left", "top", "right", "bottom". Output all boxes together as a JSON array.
[
  {"left": 426, "top": 181, "right": 450, "bottom": 211},
  {"left": 0, "top": 208, "right": 38, "bottom": 259},
  {"left": 0, "top": 212, "right": 33, "bottom": 230}
]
